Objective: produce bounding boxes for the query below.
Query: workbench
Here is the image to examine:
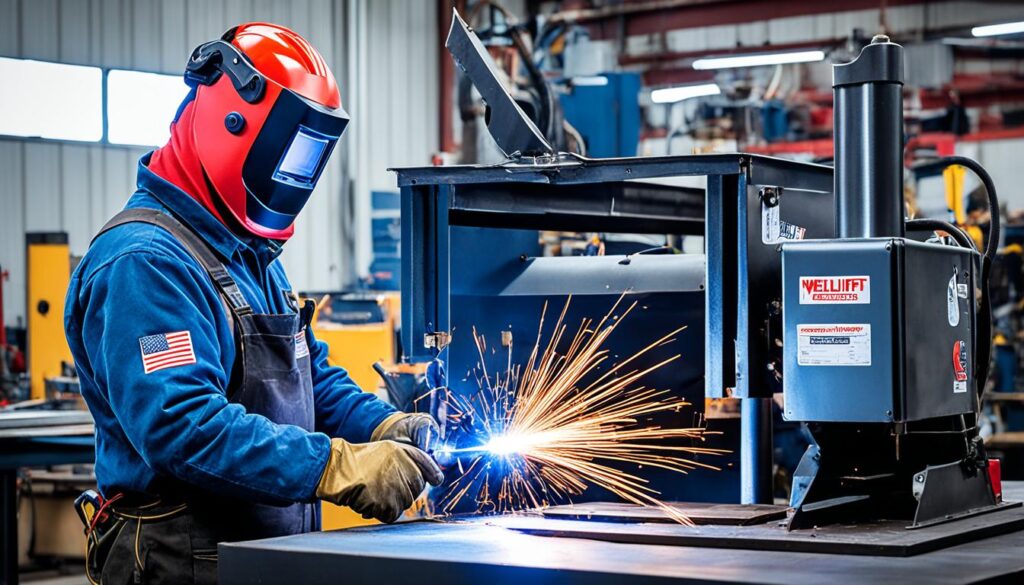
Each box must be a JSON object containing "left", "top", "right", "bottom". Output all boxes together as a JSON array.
[
  {"left": 219, "top": 482, "right": 1024, "bottom": 585},
  {"left": 0, "top": 410, "right": 94, "bottom": 585}
]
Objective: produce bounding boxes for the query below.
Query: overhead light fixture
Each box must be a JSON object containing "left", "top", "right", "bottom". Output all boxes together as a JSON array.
[
  {"left": 972, "top": 21, "right": 1024, "bottom": 37},
  {"left": 650, "top": 83, "right": 720, "bottom": 104},
  {"left": 571, "top": 76, "right": 609, "bottom": 87},
  {"left": 693, "top": 50, "right": 825, "bottom": 70}
]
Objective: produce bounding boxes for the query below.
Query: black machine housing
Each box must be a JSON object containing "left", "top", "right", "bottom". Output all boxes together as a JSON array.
[{"left": 780, "top": 37, "right": 1002, "bottom": 528}]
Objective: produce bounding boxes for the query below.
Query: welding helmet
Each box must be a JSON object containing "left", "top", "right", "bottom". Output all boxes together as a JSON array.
[{"left": 183, "top": 23, "right": 349, "bottom": 239}]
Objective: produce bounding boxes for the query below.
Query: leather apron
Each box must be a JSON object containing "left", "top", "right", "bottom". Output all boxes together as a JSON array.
[{"left": 88, "top": 208, "right": 318, "bottom": 584}]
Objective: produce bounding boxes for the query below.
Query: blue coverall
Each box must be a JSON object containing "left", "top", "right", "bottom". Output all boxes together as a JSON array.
[{"left": 64, "top": 153, "right": 397, "bottom": 504}]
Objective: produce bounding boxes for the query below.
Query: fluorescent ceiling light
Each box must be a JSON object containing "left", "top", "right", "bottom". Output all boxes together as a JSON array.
[
  {"left": 107, "top": 69, "right": 191, "bottom": 146},
  {"left": 972, "top": 21, "right": 1024, "bottom": 37},
  {"left": 0, "top": 57, "right": 103, "bottom": 141},
  {"left": 650, "top": 83, "right": 720, "bottom": 104},
  {"left": 693, "top": 50, "right": 825, "bottom": 70},
  {"left": 572, "top": 76, "right": 609, "bottom": 87}
]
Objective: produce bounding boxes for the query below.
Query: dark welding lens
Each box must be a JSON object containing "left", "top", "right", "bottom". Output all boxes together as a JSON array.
[{"left": 272, "top": 125, "right": 332, "bottom": 186}]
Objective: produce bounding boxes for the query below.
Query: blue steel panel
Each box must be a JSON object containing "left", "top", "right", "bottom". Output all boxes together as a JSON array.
[
  {"left": 735, "top": 173, "right": 752, "bottom": 398},
  {"left": 400, "top": 185, "right": 421, "bottom": 360},
  {"left": 705, "top": 175, "right": 727, "bottom": 399},
  {"left": 782, "top": 240, "right": 897, "bottom": 422},
  {"left": 402, "top": 184, "right": 452, "bottom": 363}
]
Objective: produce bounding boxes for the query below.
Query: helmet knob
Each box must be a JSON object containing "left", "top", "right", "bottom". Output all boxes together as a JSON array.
[{"left": 224, "top": 112, "right": 246, "bottom": 134}]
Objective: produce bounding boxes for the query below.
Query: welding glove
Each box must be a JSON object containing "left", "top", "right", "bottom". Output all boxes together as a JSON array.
[
  {"left": 316, "top": 438, "right": 445, "bottom": 523},
  {"left": 371, "top": 412, "right": 441, "bottom": 453}
]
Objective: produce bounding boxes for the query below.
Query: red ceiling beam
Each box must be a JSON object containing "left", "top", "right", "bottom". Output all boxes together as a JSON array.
[
  {"left": 622, "top": 38, "right": 843, "bottom": 67},
  {"left": 581, "top": 0, "right": 929, "bottom": 40},
  {"left": 642, "top": 68, "right": 715, "bottom": 87},
  {"left": 438, "top": 0, "right": 465, "bottom": 154}
]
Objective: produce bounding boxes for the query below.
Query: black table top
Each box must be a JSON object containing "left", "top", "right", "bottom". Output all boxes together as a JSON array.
[{"left": 219, "top": 483, "right": 1024, "bottom": 585}]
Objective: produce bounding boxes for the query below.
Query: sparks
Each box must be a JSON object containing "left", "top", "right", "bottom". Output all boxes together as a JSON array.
[{"left": 433, "top": 294, "right": 729, "bottom": 525}]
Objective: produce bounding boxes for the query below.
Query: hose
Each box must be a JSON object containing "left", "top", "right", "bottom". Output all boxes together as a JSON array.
[
  {"left": 911, "top": 156, "right": 1001, "bottom": 402},
  {"left": 905, "top": 218, "right": 976, "bottom": 251}
]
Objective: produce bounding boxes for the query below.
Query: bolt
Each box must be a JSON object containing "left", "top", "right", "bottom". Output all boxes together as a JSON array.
[
  {"left": 872, "top": 34, "right": 891, "bottom": 44},
  {"left": 915, "top": 474, "right": 925, "bottom": 483}
]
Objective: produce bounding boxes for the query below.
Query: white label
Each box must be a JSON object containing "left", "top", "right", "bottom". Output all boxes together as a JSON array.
[
  {"left": 947, "top": 274, "right": 960, "bottom": 327},
  {"left": 797, "top": 324, "right": 872, "bottom": 366},
  {"left": 953, "top": 380, "right": 968, "bottom": 394},
  {"left": 799, "top": 276, "right": 870, "bottom": 304},
  {"left": 762, "top": 203, "right": 807, "bottom": 245}
]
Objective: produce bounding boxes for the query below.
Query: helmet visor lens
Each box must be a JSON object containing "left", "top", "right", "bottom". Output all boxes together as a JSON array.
[{"left": 273, "top": 125, "right": 332, "bottom": 187}]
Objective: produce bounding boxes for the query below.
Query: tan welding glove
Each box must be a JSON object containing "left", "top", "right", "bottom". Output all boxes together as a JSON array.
[
  {"left": 371, "top": 412, "right": 440, "bottom": 452},
  {"left": 315, "top": 438, "right": 444, "bottom": 523}
]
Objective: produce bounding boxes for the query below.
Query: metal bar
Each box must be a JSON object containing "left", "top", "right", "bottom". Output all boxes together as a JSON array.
[
  {"left": 833, "top": 38, "right": 905, "bottom": 239},
  {"left": 705, "top": 174, "right": 733, "bottom": 399},
  {"left": 741, "top": 397, "right": 774, "bottom": 505},
  {"left": 1, "top": 468, "right": 16, "bottom": 585}
]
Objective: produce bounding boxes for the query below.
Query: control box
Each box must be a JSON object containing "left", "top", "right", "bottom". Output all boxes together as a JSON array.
[{"left": 782, "top": 238, "right": 976, "bottom": 423}]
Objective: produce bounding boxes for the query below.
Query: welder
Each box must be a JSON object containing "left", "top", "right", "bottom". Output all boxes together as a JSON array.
[{"left": 63, "top": 23, "right": 442, "bottom": 584}]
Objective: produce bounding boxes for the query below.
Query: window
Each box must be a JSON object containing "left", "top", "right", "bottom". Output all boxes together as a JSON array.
[
  {"left": 0, "top": 57, "right": 103, "bottom": 141},
  {"left": 107, "top": 69, "right": 191, "bottom": 147}
]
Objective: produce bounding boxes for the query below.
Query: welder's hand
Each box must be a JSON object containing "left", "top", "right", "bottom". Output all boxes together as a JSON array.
[
  {"left": 316, "top": 438, "right": 444, "bottom": 523},
  {"left": 371, "top": 412, "right": 440, "bottom": 453}
]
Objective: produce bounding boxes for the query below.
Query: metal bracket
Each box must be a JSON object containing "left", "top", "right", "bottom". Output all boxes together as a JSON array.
[{"left": 424, "top": 332, "right": 452, "bottom": 351}]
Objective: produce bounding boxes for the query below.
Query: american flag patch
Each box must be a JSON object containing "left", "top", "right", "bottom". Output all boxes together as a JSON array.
[
  {"left": 139, "top": 331, "right": 196, "bottom": 374},
  {"left": 295, "top": 331, "right": 310, "bottom": 359}
]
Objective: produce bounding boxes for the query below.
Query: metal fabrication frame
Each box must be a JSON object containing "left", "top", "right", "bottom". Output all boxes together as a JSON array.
[{"left": 395, "top": 153, "right": 833, "bottom": 503}]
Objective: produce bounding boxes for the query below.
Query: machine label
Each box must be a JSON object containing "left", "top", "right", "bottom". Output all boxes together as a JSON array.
[
  {"left": 797, "top": 324, "right": 871, "bottom": 366},
  {"left": 762, "top": 204, "right": 807, "bottom": 244},
  {"left": 799, "top": 276, "right": 870, "bottom": 304},
  {"left": 947, "top": 273, "right": 960, "bottom": 327}
]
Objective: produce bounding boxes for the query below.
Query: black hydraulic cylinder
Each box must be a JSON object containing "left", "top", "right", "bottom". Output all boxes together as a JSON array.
[{"left": 833, "top": 35, "right": 905, "bottom": 239}]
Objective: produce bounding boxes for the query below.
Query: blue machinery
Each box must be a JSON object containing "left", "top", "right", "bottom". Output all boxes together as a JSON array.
[
  {"left": 212, "top": 19, "right": 1024, "bottom": 585},
  {"left": 398, "top": 154, "right": 832, "bottom": 505},
  {"left": 396, "top": 14, "right": 1011, "bottom": 527}
]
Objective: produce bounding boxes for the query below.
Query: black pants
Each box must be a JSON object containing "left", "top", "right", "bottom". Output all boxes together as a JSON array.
[{"left": 92, "top": 502, "right": 217, "bottom": 585}]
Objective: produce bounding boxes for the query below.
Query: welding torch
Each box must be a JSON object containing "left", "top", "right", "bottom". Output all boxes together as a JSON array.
[{"left": 373, "top": 357, "right": 484, "bottom": 467}]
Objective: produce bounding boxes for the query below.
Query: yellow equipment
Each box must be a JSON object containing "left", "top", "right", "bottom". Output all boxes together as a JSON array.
[
  {"left": 27, "top": 233, "right": 73, "bottom": 400},
  {"left": 309, "top": 292, "right": 404, "bottom": 529}
]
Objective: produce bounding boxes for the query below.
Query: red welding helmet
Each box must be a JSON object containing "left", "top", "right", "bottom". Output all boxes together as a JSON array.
[{"left": 184, "top": 23, "right": 349, "bottom": 239}]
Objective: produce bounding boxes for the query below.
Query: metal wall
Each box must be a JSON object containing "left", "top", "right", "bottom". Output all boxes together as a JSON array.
[{"left": 0, "top": 0, "right": 438, "bottom": 329}]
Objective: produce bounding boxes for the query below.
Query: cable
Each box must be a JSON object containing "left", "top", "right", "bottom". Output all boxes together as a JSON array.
[
  {"left": 911, "top": 156, "right": 1001, "bottom": 402},
  {"left": 912, "top": 156, "right": 999, "bottom": 263},
  {"left": 905, "top": 218, "right": 976, "bottom": 251}
]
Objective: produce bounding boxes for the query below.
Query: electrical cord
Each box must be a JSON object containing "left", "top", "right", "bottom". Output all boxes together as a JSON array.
[
  {"left": 910, "top": 156, "right": 1001, "bottom": 403},
  {"left": 905, "top": 218, "right": 976, "bottom": 251}
]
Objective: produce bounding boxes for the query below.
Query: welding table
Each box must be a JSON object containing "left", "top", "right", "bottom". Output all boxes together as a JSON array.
[
  {"left": 219, "top": 482, "right": 1024, "bottom": 585},
  {"left": 0, "top": 410, "right": 94, "bottom": 585}
]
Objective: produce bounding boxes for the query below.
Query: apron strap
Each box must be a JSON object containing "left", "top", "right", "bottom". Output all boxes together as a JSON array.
[{"left": 92, "top": 208, "right": 253, "bottom": 320}]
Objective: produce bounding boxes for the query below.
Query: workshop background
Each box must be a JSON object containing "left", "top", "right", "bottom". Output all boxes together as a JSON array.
[{"left": 2, "top": 0, "right": 1024, "bottom": 583}]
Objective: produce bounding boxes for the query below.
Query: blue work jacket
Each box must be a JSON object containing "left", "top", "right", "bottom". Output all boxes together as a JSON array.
[{"left": 64, "top": 153, "right": 396, "bottom": 504}]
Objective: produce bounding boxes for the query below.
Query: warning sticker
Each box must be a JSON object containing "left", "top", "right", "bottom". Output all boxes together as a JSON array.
[
  {"left": 762, "top": 204, "right": 807, "bottom": 244},
  {"left": 799, "top": 276, "right": 870, "bottom": 304},
  {"left": 797, "top": 324, "right": 872, "bottom": 366}
]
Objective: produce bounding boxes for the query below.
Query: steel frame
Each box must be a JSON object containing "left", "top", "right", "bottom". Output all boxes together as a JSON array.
[{"left": 395, "top": 153, "right": 833, "bottom": 503}]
